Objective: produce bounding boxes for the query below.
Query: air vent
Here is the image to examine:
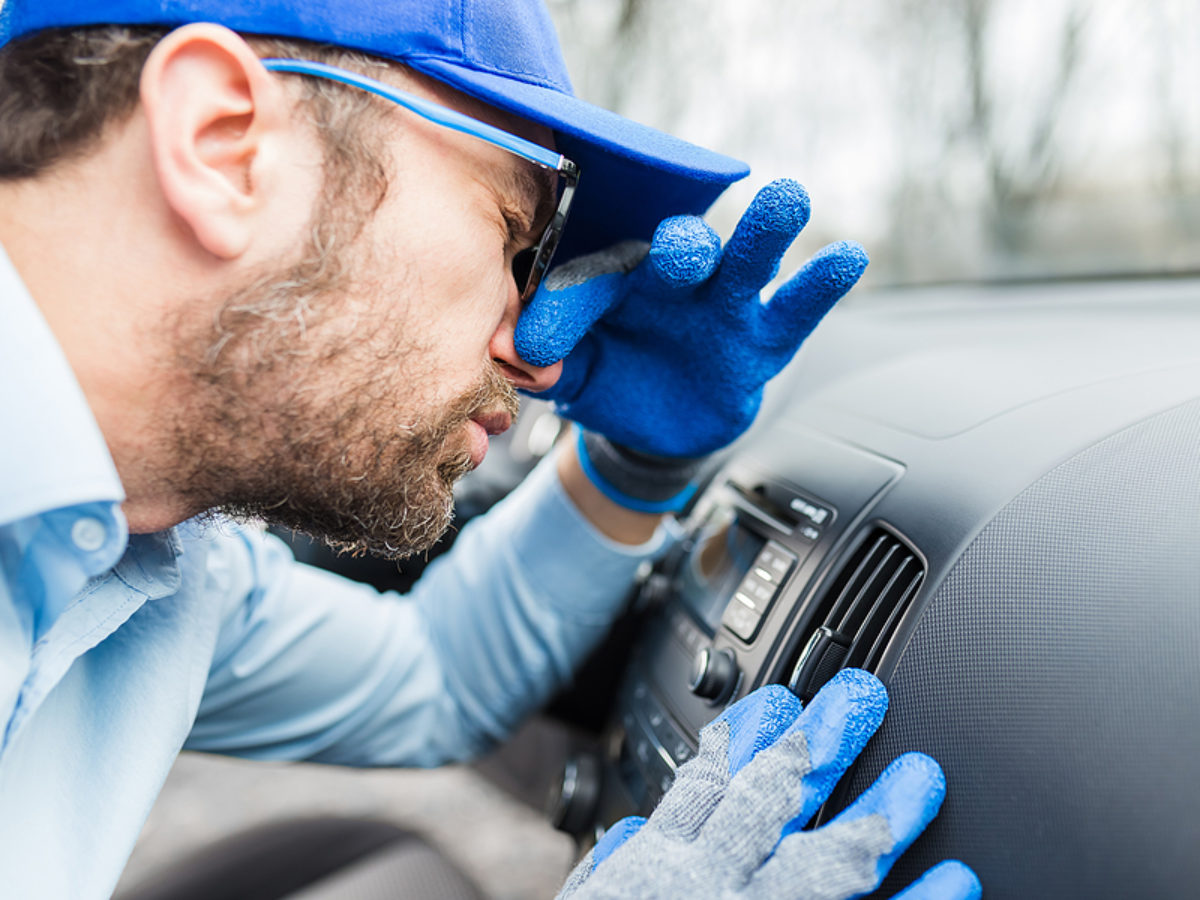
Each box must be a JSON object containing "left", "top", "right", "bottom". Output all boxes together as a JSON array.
[{"left": 787, "top": 527, "right": 924, "bottom": 701}]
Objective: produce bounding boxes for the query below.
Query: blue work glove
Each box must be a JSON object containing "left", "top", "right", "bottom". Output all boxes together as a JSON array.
[
  {"left": 515, "top": 179, "right": 868, "bottom": 460},
  {"left": 555, "top": 670, "right": 981, "bottom": 900}
]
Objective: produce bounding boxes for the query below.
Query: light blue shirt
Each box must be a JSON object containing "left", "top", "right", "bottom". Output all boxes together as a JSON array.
[{"left": 0, "top": 244, "right": 667, "bottom": 899}]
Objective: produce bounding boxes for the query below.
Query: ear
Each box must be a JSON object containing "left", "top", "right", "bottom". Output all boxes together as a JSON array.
[{"left": 140, "top": 24, "right": 294, "bottom": 260}]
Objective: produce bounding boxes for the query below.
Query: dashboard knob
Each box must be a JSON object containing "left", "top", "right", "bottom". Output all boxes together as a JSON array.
[
  {"left": 689, "top": 647, "right": 739, "bottom": 702},
  {"left": 548, "top": 752, "right": 602, "bottom": 836}
]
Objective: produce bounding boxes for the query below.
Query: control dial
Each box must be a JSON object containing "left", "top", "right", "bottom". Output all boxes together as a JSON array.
[
  {"left": 548, "top": 752, "right": 602, "bottom": 836},
  {"left": 689, "top": 647, "right": 739, "bottom": 703}
]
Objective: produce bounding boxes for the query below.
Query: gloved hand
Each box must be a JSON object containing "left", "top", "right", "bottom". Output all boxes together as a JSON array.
[
  {"left": 555, "top": 670, "right": 981, "bottom": 900},
  {"left": 515, "top": 179, "right": 868, "bottom": 459}
]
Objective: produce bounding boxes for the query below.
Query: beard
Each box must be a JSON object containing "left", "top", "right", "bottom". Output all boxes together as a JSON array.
[
  {"left": 202, "top": 363, "right": 518, "bottom": 560},
  {"left": 172, "top": 246, "right": 520, "bottom": 561}
]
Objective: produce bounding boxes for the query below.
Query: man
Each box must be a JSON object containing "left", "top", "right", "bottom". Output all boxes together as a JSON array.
[{"left": 0, "top": 0, "right": 980, "bottom": 897}]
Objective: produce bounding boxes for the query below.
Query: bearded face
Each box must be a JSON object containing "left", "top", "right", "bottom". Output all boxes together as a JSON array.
[
  {"left": 159, "top": 66, "right": 560, "bottom": 559},
  {"left": 171, "top": 215, "right": 521, "bottom": 561},
  {"left": 190, "top": 353, "right": 517, "bottom": 559}
]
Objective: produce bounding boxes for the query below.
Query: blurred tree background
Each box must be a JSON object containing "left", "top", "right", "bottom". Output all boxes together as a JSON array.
[{"left": 547, "top": 0, "right": 1200, "bottom": 287}]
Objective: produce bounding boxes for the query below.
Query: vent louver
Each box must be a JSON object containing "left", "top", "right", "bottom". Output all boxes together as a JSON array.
[{"left": 787, "top": 527, "right": 924, "bottom": 701}]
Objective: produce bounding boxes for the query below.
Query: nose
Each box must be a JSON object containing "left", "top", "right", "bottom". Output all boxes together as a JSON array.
[{"left": 490, "top": 308, "right": 562, "bottom": 393}]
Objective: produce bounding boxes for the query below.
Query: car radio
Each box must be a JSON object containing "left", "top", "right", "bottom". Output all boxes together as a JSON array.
[{"left": 549, "top": 422, "right": 911, "bottom": 832}]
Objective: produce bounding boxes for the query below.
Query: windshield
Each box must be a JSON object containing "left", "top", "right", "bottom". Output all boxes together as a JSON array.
[{"left": 550, "top": 0, "right": 1200, "bottom": 288}]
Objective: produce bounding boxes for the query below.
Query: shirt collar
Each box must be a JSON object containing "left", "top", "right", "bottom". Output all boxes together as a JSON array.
[{"left": 0, "top": 241, "right": 125, "bottom": 527}]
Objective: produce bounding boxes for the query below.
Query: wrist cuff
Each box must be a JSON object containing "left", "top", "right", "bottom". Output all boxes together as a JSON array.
[{"left": 577, "top": 430, "right": 704, "bottom": 514}]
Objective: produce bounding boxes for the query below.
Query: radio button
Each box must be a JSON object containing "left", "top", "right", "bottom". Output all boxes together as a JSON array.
[
  {"left": 670, "top": 609, "right": 706, "bottom": 655},
  {"left": 722, "top": 599, "right": 763, "bottom": 641},
  {"left": 757, "top": 543, "right": 797, "bottom": 581},
  {"left": 633, "top": 734, "right": 654, "bottom": 766},
  {"left": 736, "top": 577, "right": 776, "bottom": 609}
]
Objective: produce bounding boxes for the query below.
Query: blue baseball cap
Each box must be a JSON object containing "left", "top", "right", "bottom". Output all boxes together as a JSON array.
[{"left": 0, "top": 0, "right": 749, "bottom": 261}]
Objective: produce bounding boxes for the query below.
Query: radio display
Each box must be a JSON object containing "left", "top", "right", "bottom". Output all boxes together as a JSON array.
[{"left": 676, "top": 506, "right": 766, "bottom": 633}]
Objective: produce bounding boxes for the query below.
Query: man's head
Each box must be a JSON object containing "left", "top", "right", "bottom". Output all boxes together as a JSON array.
[
  {"left": 1, "top": 22, "right": 560, "bottom": 556},
  {"left": 0, "top": 0, "right": 747, "bottom": 558}
]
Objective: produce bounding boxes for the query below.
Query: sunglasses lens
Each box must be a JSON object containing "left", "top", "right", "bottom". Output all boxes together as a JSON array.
[
  {"left": 515, "top": 165, "right": 576, "bottom": 300},
  {"left": 515, "top": 228, "right": 557, "bottom": 301},
  {"left": 511, "top": 247, "right": 540, "bottom": 300},
  {"left": 512, "top": 247, "right": 537, "bottom": 294}
]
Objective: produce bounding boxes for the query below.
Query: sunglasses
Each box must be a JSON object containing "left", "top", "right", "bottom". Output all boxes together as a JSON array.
[{"left": 261, "top": 58, "right": 580, "bottom": 301}]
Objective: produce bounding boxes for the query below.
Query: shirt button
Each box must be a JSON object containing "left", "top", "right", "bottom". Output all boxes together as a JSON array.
[{"left": 71, "top": 516, "right": 108, "bottom": 553}]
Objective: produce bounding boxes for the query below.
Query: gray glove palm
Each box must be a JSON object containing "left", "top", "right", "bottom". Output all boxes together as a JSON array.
[{"left": 557, "top": 671, "right": 980, "bottom": 900}]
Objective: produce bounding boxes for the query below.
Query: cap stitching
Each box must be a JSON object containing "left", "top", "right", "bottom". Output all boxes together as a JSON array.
[
  {"left": 459, "top": 0, "right": 470, "bottom": 61},
  {"left": 454, "top": 0, "right": 568, "bottom": 92},
  {"left": 453, "top": 0, "right": 466, "bottom": 59}
]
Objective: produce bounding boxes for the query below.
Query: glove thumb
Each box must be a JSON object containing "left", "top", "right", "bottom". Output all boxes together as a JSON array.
[
  {"left": 554, "top": 816, "right": 647, "bottom": 900},
  {"left": 515, "top": 241, "right": 648, "bottom": 367}
]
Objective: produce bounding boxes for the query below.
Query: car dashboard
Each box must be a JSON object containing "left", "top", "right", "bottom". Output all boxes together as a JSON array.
[{"left": 547, "top": 277, "right": 1200, "bottom": 898}]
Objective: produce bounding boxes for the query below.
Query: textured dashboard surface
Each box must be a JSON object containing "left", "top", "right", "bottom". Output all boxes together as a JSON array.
[{"left": 845, "top": 398, "right": 1200, "bottom": 898}]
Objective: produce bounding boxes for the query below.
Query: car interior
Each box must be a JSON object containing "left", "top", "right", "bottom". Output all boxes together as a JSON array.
[
  {"left": 116, "top": 2, "right": 1200, "bottom": 897},
  {"left": 528, "top": 275, "right": 1200, "bottom": 898}
]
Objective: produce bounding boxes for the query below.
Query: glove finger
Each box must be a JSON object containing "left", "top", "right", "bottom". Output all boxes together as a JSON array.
[
  {"left": 805, "top": 752, "right": 948, "bottom": 893},
  {"left": 708, "top": 179, "right": 812, "bottom": 308},
  {"left": 756, "top": 240, "right": 869, "bottom": 359},
  {"left": 748, "top": 753, "right": 946, "bottom": 900},
  {"left": 514, "top": 242, "right": 646, "bottom": 366},
  {"left": 699, "top": 669, "right": 888, "bottom": 872},
  {"left": 753, "top": 243, "right": 868, "bottom": 362},
  {"left": 647, "top": 684, "right": 802, "bottom": 842},
  {"left": 637, "top": 215, "right": 722, "bottom": 294},
  {"left": 748, "top": 813, "right": 894, "bottom": 900},
  {"left": 814, "top": 751, "right": 945, "bottom": 847},
  {"left": 591, "top": 816, "right": 647, "bottom": 869},
  {"left": 889, "top": 861, "right": 982, "bottom": 900},
  {"left": 643, "top": 717, "right": 733, "bottom": 842},
  {"left": 721, "top": 683, "right": 804, "bottom": 777},
  {"left": 514, "top": 274, "right": 621, "bottom": 367}
]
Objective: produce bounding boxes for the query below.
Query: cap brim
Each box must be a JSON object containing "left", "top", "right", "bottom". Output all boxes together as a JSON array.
[{"left": 406, "top": 57, "right": 749, "bottom": 260}]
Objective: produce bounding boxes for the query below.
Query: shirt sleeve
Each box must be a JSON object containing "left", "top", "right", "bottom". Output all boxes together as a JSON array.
[{"left": 184, "top": 449, "right": 673, "bottom": 767}]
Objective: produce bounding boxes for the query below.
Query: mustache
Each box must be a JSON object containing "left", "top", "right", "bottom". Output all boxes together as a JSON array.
[
  {"left": 411, "top": 362, "right": 521, "bottom": 466},
  {"left": 430, "top": 364, "right": 521, "bottom": 506},
  {"left": 454, "top": 363, "right": 521, "bottom": 426}
]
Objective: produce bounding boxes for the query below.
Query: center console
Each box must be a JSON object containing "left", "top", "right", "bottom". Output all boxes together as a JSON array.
[{"left": 556, "top": 424, "right": 914, "bottom": 831}]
